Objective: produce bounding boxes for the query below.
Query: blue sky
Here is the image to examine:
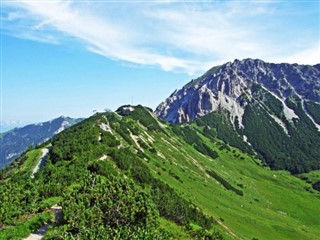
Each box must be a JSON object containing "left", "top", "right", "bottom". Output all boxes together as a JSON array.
[{"left": 1, "top": 0, "right": 319, "bottom": 131}]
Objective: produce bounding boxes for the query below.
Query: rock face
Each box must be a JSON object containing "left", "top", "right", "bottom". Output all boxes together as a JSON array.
[
  {"left": 155, "top": 59, "right": 320, "bottom": 126},
  {"left": 156, "top": 59, "right": 320, "bottom": 173},
  {"left": 0, "top": 116, "right": 82, "bottom": 169}
]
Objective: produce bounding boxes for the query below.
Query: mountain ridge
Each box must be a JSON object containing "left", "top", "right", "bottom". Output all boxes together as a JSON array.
[
  {"left": 156, "top": 58, "right": 320, "bottom": 124},
  {"left": 1, "top": 105, "right": 319, "bottom": 239},
  {"left": 155, "top": 59, "right": 320, "bottom": 173},
  {"left": 0, "top": 116, "right": 82, "bottom": 169},
  {"left": 1, "top": 59, "right": 320, "bottom": 239}
]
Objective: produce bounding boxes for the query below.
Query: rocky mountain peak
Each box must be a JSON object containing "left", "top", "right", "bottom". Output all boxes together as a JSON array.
[{"left": 155, "top": 59, "right": 320, "bottom": 125}]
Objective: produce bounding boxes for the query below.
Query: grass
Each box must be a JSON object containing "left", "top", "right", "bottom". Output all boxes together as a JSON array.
[
  {"left": 33, "top": 111, "right": 320, "bottom": 239},
  {"left": 135, "top": 118, "right": 320, "bottom": 240},
  {"left": 39, "top": 196, "right": 63, "bottom": 209},
  {"left": 0, "top": 212, "right": 52, "bottom": 240},
  {"left": 159, "top": 218, "right": 191, "bottom": 240},
  {"left": 1, "top": 148, "right": 43, "bottom": 181},
  {"left": 298, "top": 170, "right": 320, "bottom": 185},
  {"left": 11, "top": 149, "right": 42, "bottom": 178},
  {"left": 3, "top": 109, "right": 319, "bottom": 240}
]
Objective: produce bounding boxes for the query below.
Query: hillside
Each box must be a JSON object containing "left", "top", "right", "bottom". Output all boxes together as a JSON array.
[
  {"left": 156, "top": 59, "right": 320, "bottom": 174},
  {"left": 0, "top": 116, "right": 82, "bottom": 169},
  {"left": 1, "top": 106, "right": 319, "bottom": 239}
]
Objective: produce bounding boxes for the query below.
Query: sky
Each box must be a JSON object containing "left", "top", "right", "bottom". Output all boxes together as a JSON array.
[{"left": 1, "top": 0, "right": 319, "bottom": 132}]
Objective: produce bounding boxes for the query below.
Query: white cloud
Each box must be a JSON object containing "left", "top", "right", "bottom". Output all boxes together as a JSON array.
[
  {"left": 274, "top": 46, "right": 320, "bottom": 65},
  {"left": 12, "top": 31, "right": 60, "bottom": 44},
  {"left": 2, "top": 1, "right": 319, "bottom": 74}
]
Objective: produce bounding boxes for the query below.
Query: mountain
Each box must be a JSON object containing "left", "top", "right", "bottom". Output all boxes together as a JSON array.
[
  {"left": 0, "top": 116, "right": 82, "bottom": 169},
  {"left": 156, "top": 59, "right": 320, "bottom": 174},
  {"left": 1, "top": 106, "right": 319, "bottom": 239}
]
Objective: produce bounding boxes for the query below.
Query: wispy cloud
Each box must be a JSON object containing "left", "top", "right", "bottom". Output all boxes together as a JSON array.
[{"left": 2, "top": 1, "right": 319, "bottom": 74}]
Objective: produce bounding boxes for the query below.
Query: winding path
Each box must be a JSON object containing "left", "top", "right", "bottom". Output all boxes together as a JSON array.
[
  {"left": 31, "top": 148, "right": 49, "bottom": 178},
  {"left": 23, "top": 205, "right": 62, "bottom": 240}
]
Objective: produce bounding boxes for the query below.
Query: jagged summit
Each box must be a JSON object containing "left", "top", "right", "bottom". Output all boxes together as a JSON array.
[
  {"left": 155, "top": 58, "right": 320, "bottom": 124},
  {"left": 156, "top": 59, "right": 320, "bottom": 173}
]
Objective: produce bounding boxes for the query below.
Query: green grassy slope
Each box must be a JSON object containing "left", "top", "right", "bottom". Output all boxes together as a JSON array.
[
  {"left": 126, "top": 111, "right": 320, "bottom": 240},
  {"left": 1, "top": 105, "right": 319, "bottom": 239}
]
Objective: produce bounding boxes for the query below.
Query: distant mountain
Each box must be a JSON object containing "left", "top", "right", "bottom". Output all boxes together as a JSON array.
[
  {"left": 0, "top": 116, "right": 82, "bottom": 169},
  {"left": 156, "top": 59, "right": 320, "bottom": 173},
  {"left": 0, "top": 122, "right": 29, "bottom": 133}
]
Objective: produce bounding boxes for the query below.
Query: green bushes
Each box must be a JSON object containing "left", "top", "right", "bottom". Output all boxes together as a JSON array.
[
  {"left": 195, "top": 110, "right": 253, "bottom": 155},
  {"left": 304, "top": 101, "right": 320, "bottom": 124},
  {"left": 100, "top": 132, "right": 120, "bottom": 147},
  {"left": 169, "top": 170, "right": 183, "bottom": 183},
  {"left": 312, "top": 180, "right": 320, "bottom": 192},
  {"left": 115, "top": 126, "right": 134, "bottom": 145},
  {"left": 58, "top": 174, "right": 170, "bottom": 239},
  {"left": 206, "top": 170, "right": 243, "bottom": 196},
  {"left": 0, "top": 212, "right": 52, "bottom": 239},
  {"left": 0, "top": 109, "right": 223, "bottom": 239},
  {"left": 118, "top": 105, "right": 163, "bottom": 132},
  {"left": 172, "top": 125, "right": 219, "bottom": 159},
  {"left": 251, "top": 83, "right": 285, "bottom": 120},
  {"left": 108, "top": 147, "right": 214, "bottom": 230},
  {"left": 186, "top": 223, "right": 224, "bottom": 240},
  {"left": 151, "top": 180, "right": 214, "bottom": 229},
  {"left": 0, "top": 180, "right": 42, "bottom": 227},
  {"left": 242, "top": 99, "right": 320, "bottom": 173},
  {"left": 137, "top": 139, "right": 149, "bottom": 149},
  {"left": 87, "top": 161, "right": 118, "bottom": 178}
]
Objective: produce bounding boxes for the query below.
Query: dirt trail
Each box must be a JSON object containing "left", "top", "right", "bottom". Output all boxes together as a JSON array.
[
  {"left": 216, "top": 219, "right": 243, "bottom": 240},
  {"left": 31, "top": 148, "right": 49, "bottom": 178},
  {"left": 23, "top": 205, "right": 62, "bottom": 240}
]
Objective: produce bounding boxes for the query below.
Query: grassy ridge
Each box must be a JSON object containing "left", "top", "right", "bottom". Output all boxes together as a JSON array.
[
  {"left": 1, "top": 106, "right": 319, "bottom": 239},
  {"left": 123, "top": 107, "right": 320, "bottom": 239}
]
